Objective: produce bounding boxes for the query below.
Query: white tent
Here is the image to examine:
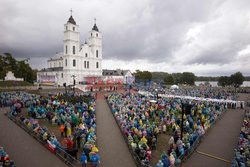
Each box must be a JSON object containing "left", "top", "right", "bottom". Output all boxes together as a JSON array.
[
  {"left": 170, "top": 85, "right": 179, "bottom": 90},
  {"left": 149, "top": 100, "right": 157, "bottom": 103},
  {"left": 138, "top": 90, "right": 153, "bottom": 97},
  {"left": 158, "top": 94, "right": 245, "bottom": 108}
]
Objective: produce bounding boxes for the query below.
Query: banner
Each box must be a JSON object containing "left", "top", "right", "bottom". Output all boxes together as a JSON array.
[{"left": 40, "top": 75, "right": 56, "bottom": 83}]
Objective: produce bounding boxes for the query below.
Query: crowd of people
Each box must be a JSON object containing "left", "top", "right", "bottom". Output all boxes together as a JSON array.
[
  {"left": 1, "top": 92, "right": 100, "bottom": 167},
  {"left": 163, "top": 87, "right": 238, "bottom": 100},
  {"left": 0, "top": 147, "right": 15, "bottom": 167},
  {"left": 1, "top": 89, "right": 245, "bottom": 167},
  {"left": 232, "top": 110, "right": 250, "bottom": 167},
  {"left": 107, "top": 93, "right": 227, "bottom": 167}
]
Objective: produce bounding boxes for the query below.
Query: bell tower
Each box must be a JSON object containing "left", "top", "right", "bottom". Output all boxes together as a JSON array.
[
  {"left": 63, "top": 10, "right": 80, "bottom": 70},
  {"left": 88, "top": 19, "right": 102, "bottom": 73}
]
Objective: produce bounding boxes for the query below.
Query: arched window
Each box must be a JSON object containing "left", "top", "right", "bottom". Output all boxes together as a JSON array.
[
  {"left": 65, "top": 59, "right": 67, "bottom": 66},
  {"left": 96, "top": 50, "right": 98, "bottom": 58},
  {"left": 65, "top": 45, "right": 68, "bottom": 54},
  {"left": 96, "top": 33, "right": 98, "bottom": 37},
  {"left": 73, "top": 46, "right": 75, "bottom": 54},
  {"left": 85, "top": 53, "right": 88, "bottom": 57},
  {"left": 84, "top": 61, "right": 86, "bottom": 68},
  {"left": 73, "top": 59, "right": 76, "bottom": 67},
  {"left": 96, "top": 62, "right": 99, "bottom": 68},
  {"left": 73, "top": 27, "right": 75, "bottom": 31}
]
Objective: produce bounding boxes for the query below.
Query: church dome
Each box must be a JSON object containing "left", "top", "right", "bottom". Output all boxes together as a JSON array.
[
  {"left": 68, "top": 15, "right": 76, "bottom": 25},
  {"left": 92, "top": 23, "right": 99, "bottom": 32}
]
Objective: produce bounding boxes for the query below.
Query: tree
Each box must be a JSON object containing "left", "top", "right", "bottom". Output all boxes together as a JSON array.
[
  {"left": 172, "top": 73, "right": 182, "bottom": 85},
  {"left": 164, "top": 74, "right": 174, "bottom": 85},
  {"left": 0, "top": 53, "right": 36, "bottom": 83},
  {"left": 218, "top": 72, "right": 245, "bottom": 87},
  {"left": 151, "top": 72, "right": 175, "bottom": 85},
  {"left": 218, "top": 76, "right": 231, "bottom": 87},
  {"left": 230, "top": 72, "right": 245, "bottom": 88},
  {"left": 134, "top": 70, "right": 152, "bottom": 80},
  {"left": 151, "top": 72, "right": 166, "bottom": 79},
  {"left": 180, "top": 72, "right": 196, "bottom": 85},
  {"left": 0, "top": 55, "right": 6, "bottom": 79}
]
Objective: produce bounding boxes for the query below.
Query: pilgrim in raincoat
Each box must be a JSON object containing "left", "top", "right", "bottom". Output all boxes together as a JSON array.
[{"left": 90, "top": 152, "right": 100, "bottom": 166}]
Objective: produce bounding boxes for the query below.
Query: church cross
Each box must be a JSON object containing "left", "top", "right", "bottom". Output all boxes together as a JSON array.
[{"left": 70, "top": 9, "right": 73, "bottom": 16}]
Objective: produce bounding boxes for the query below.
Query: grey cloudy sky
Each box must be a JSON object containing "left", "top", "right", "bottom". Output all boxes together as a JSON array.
[{"left": 1, "top": 0, "right": 250, "bottom": 76}]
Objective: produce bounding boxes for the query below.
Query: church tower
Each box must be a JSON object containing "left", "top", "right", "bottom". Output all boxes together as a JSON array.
[
  {"left": 88, "top": 21, "right": 102, "bottom": 72},
  {"left": 38, "top": 12, "right": 104, "bottom": 87},
  {"left": 63, "top": 14, "right": 80, "bottom": 70}
]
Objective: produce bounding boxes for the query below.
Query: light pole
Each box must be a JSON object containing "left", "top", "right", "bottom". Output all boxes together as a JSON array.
[
  {"left": 71, "top": 75, "right": 76, "bottom": 95},
  {"left": 63, "top": 83, "right": 67, "bottom": 94},
  {"left": 181, "top": 101, "right": 185, "bottom": 140},
  {"left": 128, "top": 85, "right": 131, "bottom": 97},
  {"left": 180, "top": 100, "right": 191, "bottom": 140}
]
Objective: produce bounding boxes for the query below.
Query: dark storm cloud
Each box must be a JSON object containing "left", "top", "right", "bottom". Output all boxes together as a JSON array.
[
  {"left": 104, "top": 0, "right": 225, "bottom": 63},
  {"left": 175, "top": 0, "right": 250, "bottom": 66},
  {"left": 186, "top": 44, "right": 245, "bottom": 65},
  {"left": 0, "top": 0, "right": 250, "bottom": 75}
]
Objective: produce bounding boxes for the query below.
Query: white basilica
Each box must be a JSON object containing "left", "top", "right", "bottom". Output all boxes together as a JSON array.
[{"left": 37, "top": 14, "right": 102, "bottom": 86}]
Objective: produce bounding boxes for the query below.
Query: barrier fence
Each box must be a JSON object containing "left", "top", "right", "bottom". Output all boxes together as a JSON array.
[
  {"left": 5, "top": 112, "right": 82, "bottom": 167},
  {"left": 106, "top": 95, "right": 228, "bottom": 167}
]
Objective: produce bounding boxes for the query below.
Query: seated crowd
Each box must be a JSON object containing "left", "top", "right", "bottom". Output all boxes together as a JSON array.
[
  {"left": 107, "top": 93, "right": 226, "bottom": 167},
  {"left": 232, "top": 110, "right": 250, "bottom": 167},
  {"left": 0, "top": 147, "right": 15, "bottom": 167},
  {"left": 1, "top": 92, "right": 100, "bottom": 167}
]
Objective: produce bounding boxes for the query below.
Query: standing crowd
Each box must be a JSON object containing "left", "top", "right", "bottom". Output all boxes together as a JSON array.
[
  {"left": 1, "top": 92, "right": 100, "bottom": 167},
  {"left": 163, "top": 87, "right": 238, "bottom": 100},
  {"left": 107, "top": 93, "right": 227, "bottom": 167},
  {"left": 0, "top": 147, "right": 15, "bottom": 167},
  {"left": 232, "top": 110, "right": 250, "bottom": 167}
]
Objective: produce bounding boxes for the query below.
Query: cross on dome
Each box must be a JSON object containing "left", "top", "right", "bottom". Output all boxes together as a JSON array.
[
  {"left": 70, "top": 9, "right": 73, "bottom": 16},
  {"left": 92, "top": 18, "right": 99, "bottom": 32},
  {"left": 67, "top": 9, "right": 76, "bottom": 25}
]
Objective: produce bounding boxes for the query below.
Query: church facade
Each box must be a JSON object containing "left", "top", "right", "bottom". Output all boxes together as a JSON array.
[{"left": 37, "top": 14, "right": 102, "bottom": 86}]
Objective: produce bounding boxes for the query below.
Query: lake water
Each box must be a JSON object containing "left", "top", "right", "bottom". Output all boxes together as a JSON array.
[{"left": 195, "top": 81, "right": 250, "bottom": 87}]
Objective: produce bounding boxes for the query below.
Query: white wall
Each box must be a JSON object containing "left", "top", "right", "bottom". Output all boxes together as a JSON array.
[{"left": 48, "top": 59, "right": 63, "bottom": 68}]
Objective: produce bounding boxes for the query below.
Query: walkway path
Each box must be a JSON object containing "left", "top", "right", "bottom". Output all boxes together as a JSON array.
[
  {"left": 96, "top": 93, "right": 136, "bottom": 167},
  {"left": 182, "top": 93, "right": 249, "bottom": 167},
  {"left": 0, "top": 107, "right": 68, "bottom": 167}
]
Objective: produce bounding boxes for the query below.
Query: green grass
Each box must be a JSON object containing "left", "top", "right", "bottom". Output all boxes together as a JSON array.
[{"left": 0, "top": 80, "right": 33, "bottom": 87}]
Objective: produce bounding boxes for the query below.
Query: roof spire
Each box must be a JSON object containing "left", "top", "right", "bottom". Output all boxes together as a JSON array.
[
  {"left": 92, "top": 17, "right": 99, "bottom": 32},
  {"left": 67, "top": 9, "right": 76, "bottom": 25}
]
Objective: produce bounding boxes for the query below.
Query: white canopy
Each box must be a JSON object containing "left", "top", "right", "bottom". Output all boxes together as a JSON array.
[
  {"left": 149, "top": 100, "right": 157, "bottom": 103},
  {"left": 170, "top": 85, "right": 179, "bottom": 90},
  {"left": 138, "top": 90, "right": 153, "bottom": 97},
  {"left": 158, "top": 94, "right": 245, "bottom": 108}
]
